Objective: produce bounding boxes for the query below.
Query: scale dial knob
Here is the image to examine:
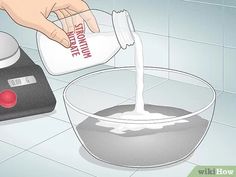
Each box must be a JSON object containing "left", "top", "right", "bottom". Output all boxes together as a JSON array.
[{"left": 0, "top": 32, "right": 20, "bottom": 69}]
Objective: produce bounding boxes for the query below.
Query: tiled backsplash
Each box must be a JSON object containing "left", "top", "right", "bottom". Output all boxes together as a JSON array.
[
  {"left": 0, "top": 0, "right": 236, "bottom": 93},
  {"left": 170, "top": 0, "right": 224, "bottom": 45},
  {"left": 169, "top": 38, "right": 224, "bottom": 90},
  {"left": 113, "top": 0, "right": 169, "bottom": 36}
]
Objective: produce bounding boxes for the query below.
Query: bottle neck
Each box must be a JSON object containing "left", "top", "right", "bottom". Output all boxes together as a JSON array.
[{"left": 112, "top": 10, "right": 135, "bottom": 49}]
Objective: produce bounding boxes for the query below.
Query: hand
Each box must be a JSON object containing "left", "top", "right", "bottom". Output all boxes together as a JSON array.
[{"left": 0, "top": 0, "right": 99, "bottom": 48}]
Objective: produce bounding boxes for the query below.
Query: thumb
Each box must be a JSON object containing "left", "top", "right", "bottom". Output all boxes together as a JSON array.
[{"left": 36, "top": 17, "right": 70, "bottom": 48}]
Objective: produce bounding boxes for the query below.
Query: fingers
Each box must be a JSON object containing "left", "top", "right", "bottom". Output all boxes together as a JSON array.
[
  {"left": 55, "top": 9, "right": 84, "bottom": 33},
  {"left": 55, "top": 10, "right": 68, "bottom": 32},
  {"left": 60, "top": 9, "right": 74, "bottom": 32},
  {"left": 36, "top": 16, "right": 70, "bottom": 48},
  {"left": 67, "top": 9, "right": 84, "bottom": 27},
  {"left": 80, "top": 10, "right": 100, "bottom": 32},
  {"left": 53, "top": 0, "right": 99, "bottom": 33},
  {"left": 55, "top": 9, "right": 73, "bottom": 33},
  {"left": 68, "top": 0, "right": 99, "bottom": 32}
]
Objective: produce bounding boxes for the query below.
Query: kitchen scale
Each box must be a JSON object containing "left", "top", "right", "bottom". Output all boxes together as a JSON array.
[{"left": 0, "top": 31, "right": 56, "bottom": 121}]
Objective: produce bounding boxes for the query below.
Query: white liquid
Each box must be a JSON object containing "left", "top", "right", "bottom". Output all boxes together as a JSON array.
[
  {"left": 96, "top": 33, "right": 188, "bottom": 134},
  {"left": 134, "top": 33, "right": 146, "bottom": 114}
]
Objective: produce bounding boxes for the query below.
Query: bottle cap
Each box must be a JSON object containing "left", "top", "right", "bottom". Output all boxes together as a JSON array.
[{"left": 112, "top": 10, "right": 135, "bottom": 49}]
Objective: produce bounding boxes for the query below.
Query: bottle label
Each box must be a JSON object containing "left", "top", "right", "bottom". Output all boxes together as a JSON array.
[{"left": 67, "top": 23, "right": 92, "bottom": 59}]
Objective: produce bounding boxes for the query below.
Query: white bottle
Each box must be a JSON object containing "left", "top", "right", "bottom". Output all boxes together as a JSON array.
[{"left": 37, "top": 10, "right": 135, "bottom": 75}]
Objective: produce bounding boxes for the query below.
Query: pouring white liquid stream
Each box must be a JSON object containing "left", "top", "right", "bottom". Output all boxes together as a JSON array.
[{"left": 96, "top": 33, "right": 188, "bottom": 134}]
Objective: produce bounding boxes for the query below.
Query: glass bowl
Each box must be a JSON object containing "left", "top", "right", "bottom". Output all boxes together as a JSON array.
[{"left": 63, "top": 66, "right": 216, "bottom": 168}]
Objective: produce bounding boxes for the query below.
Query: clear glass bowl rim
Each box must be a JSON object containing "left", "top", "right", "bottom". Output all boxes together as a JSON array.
[{"left": 63, "top": 66, "right": 216, "bottom": 124}]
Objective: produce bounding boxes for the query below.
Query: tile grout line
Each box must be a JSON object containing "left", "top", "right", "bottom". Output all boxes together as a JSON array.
[
  {"left": 186, "top": 160, "right": 199, "bottom": 166},
  {"left": 48, "top": 77, "right": 71, "bottom": 84},
  {"left": 217, "top": 90, "right": 224, "bottom": 97},
  {"left": 183, "top": 0, "right": 236, "bottom": 9},
  {"left": 146, "top": 78, "right": 223, "bottom": 96},
  {"left": 49, "top": 116, "right": 77, "bottom": 127},
  {"left": 183, "top": 0, "right": 223, "bottom": 7},
  {"left": 212, "top": 121, "right": 236, "bottom": 129},
  {"left": 222, "top": 4, "right": 225, "bottom": 92},
  {"left": 52, "top": 86, "right": 66, "bottom": 92},
  {"left": 129, "top": 168, "right": 139, "bottom": 177},
  {"left": 223, "top": 90, "right": 236, "bottom": 95},
  {"left": 0, "top": 150, "right": 27, "bottom": 165},
  {"left": 53, "top": 86, "right": 66, "bottom": 93},
  {"left": 26, "top": 128, "right": 72, "bottom": 151},
  {"left": 47, "top": 76, "right": 72, "bottom": 84},
  {"left": 137, "top": 30, "right": 236, "bottom": 51},
  {"left": 27, "top": 151, "right": 97, "bottom": 177},
  {"left": 49, "top": 116, "right": 71, "bottom": 124},
  {"left": 170, "top": 36, "right": 222, "bottom": 47},
  {"left": 0, "top": 128, "right": 72, "bottom": 166},
  {"left": 0, "top": 128, "right": 98, "bottom": 177},
  {"left": 0, "top": 139, "right": 25, "bottom": 151},
  {"left": 167, "top": 0, "right": 171, "bottom": 78},
  {"left": 0, "top": 140, "right": 26, "bottom": 165},
  {"left": 142, "top": 78, "right": 224, "bottom": 99}
]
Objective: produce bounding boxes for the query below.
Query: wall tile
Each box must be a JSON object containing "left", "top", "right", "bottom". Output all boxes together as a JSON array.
[
  {"left": 224, "top": 5, "right": 236, "bottom": 48},
  {"left": 86, "top": 0, "right": 114, "bottom": 12},
  {"left": 224, "top": 48, "right": 236, "bottom": 93},
  {"left": 115, "top": 45, "right": 135, "bottom": 67},
  {"left": 113, "top": 0, "right": 169, "bottom": 35},
  {"left": 170, "top": 0, "right": 224, "bottom": 45},
  {"left": 139, "top": 32, "right": 169, "bottom": 78},
  {"left": 139, "top": 33, "right": 168, "bottom": 68},
  {"left": 0, "top": 11, "right": 37, "bottom": 49},
  {"left": 170, "top": 38, "right": 223, "bottom": 90},
  {"left": 115, "top": 32, "right": 168, "bottom": 73}
]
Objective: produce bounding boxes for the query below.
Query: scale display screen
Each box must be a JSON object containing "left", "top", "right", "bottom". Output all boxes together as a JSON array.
[{"left": 8, "top": 75, "right": 37, "bottom": 87}]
